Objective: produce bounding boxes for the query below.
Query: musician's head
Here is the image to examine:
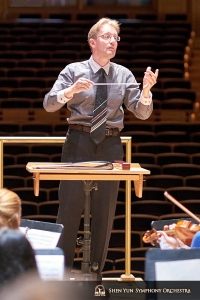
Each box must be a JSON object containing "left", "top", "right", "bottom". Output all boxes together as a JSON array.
[
  {"left": 0, "top": 188, "right": 21, "bottom": 229},
  {"left": 0, "top": 227, "right": 38, "bottom": 288}
]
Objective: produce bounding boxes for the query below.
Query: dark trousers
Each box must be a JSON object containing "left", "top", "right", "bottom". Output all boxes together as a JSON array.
[{"left": 57, "top": 129, "right": 124, "bottom": 274}]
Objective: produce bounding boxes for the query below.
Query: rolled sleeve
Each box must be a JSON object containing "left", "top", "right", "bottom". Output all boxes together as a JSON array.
[
  {"left": 140, "top": 91, "right": 152, "bottom": 105},
  {"left": 57, "top": 89, "right": 72, "bottom": 103}
]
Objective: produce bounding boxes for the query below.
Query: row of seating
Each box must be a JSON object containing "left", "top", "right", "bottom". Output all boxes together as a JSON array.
[
  {"left": 0, "top": 67, "right": 187, "bottom": 80},
  {"left": 0, "top": 57, "right": 187, "bottom": 70},
  {"left": 3, "top": 141, "right": 200, "bottom": 154},
  {"left": 2, "top": 121, "right": 200, "bottom": 133},
  {"left": 19, "top": 196, "right": 200, "bottom": 218},
  {"left": 0, "top": 76, "right": 190, "bottom": 90},
  {"left": 2, "top": 182, "right": 200, "bottom": 203},
  {"left": 0, "top": 49, "right": 188, "bottom": 62},
  {"left": 3, "top": 152, "right": 200, "bottom": 166}
]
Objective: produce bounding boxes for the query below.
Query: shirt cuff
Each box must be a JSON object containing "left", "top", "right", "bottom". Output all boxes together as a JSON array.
[
  {"left": 140, "top": 91, "right": 152, "bottom": 105},
  {"left": 57, "top": 89, "right": 72, "bottom": 103}
]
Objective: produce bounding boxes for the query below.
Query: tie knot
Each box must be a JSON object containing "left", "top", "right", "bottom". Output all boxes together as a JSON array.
[{"left": 99, "top": 68, "right": 105, "bottom": 76}]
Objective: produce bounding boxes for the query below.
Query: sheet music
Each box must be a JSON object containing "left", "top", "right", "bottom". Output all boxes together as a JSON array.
[
  {"left": 35, "top": 254, "right": 65, "bottom": 280},
  {"left": 20, "top": 227, "right": 61, "bottom": 249}
]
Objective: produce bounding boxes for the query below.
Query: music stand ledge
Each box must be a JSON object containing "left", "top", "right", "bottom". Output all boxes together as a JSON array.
[{"left": 26, "top": 162, "right": 150, "bottom": 281}]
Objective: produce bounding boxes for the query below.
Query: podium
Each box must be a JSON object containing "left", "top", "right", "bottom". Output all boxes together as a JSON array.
[{"left": 26, "top": 162, "right": 150, "bottom": 281}]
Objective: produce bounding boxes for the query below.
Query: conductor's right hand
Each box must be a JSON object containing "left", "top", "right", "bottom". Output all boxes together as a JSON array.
[{"left": 64, "top": 77, "right": 94, "bottom": 99}]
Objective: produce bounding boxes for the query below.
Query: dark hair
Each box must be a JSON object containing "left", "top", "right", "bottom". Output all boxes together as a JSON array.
[{"left": 0, "top": 227, "right": 38, "bottom": 287}]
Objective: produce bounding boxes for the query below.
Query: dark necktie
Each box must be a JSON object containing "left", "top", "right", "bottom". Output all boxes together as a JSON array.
[{"left": 90, "top": 68, "right": 108, "bottom": 144}]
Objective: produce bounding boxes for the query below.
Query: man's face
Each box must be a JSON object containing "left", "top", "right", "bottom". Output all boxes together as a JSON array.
[{"left": 90, "top": 23, "right": 119, "bottom": 60}]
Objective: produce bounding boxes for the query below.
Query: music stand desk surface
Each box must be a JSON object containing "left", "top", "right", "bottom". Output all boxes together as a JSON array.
[{"left": 26, "top": 162, "right": 150, "bottom": 198}]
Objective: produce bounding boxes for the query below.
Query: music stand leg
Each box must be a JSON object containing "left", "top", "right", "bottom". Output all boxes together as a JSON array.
[{"left": 81, "top": 180, "right": 98, "bottom": 280}]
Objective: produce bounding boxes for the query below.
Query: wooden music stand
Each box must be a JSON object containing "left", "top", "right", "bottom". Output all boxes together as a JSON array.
[{"left": 26, "top": 162, "right": 150, "bottom": 281}]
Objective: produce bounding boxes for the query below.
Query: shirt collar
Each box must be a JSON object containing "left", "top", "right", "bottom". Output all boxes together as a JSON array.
[{"left": 89, "top": 55, "right": 110, "bottom": 75}]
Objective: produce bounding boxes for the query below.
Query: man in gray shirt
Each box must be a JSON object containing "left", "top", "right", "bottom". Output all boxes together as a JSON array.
[{"left": 44, "top": 17, "right": 158, "bottom": 280}]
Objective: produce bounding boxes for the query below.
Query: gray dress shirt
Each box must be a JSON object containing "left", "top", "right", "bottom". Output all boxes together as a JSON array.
[{"left": 43, "top": 57, "right": 153, "bottom": 131}]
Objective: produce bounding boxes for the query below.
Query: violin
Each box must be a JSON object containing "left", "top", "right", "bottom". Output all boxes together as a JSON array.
[
  {"left": 143, "top": 219, "right": 200, "bottom": 247},
  {"left": 143, "top": 192, "right": 200, "bottom": 247}
]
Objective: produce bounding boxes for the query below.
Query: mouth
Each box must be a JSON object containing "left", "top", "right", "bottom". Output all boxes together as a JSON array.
[{"left": 107, "top": 47, "right": 115, "bottom": 51}]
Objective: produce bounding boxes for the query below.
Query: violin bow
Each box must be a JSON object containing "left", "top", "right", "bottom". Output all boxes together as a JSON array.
[{"left": 164, "top": 191, "right": 200, "bottom": 224}]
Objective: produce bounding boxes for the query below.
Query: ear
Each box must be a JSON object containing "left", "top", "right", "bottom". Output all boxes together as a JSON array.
[{"left": 89, "top": 38, "right": 96, "bottom": 50}]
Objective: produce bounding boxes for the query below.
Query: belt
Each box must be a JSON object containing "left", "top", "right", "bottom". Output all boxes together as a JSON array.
[{"left": 68, "top": 124, "right": 119, "bottom": 136}]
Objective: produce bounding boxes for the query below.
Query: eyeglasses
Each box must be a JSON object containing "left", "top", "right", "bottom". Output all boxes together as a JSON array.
[{"left": 97, "top": 34, "right": 120, "bottom": 42}]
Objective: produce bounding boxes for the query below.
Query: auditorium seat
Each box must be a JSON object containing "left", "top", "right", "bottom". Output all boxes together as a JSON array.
[
  {"left": 191, "top": 132, "right": 200, "bottom": 143},
  {"left": 134, "top": 50, "right": 158, "bottom": 60},
  {"left": 26, "top": 50, "right": 51, "bottom": 59},
  {"left": 164, "top": 88, "right": 196, "bottom": 102},
  {"left": 0, "top": 123, "right": 21, "bottom": 133},
  {"left": 3, "top": 144, "right": 30, "bottom": 155},
  {"left": 166, "top": 187, "right": 200, "bottom": 201},
  {"left": 3, "top": 175, "right": 25, "bottom": 189},
  {"left": 160, "top": 78, "right": 191, "bottom": 89},
  {"left": 9, "top": 42, "right": 32, "bottom": 51},
  {"left": 1, "top": 99, "right": 32, "bottom": 108},
  {"left": 106, "top": 248, "right": 125, "bottom": 261},
  {"left": 113, "top": 214, "right": 159, "bottom": 232},
  {"left": 174, "top": 200, "right": 200, "bottom": 215},
  {"left": 131, "top": 153, "right": 156, "bottom": 165},
  {"left": 32, "top": 42, "right": 57, "bottom": 51},
  {"left": 12, "top": 131, "right": 49, "bottom": 136},
  {"left": 17, "top": 59, "right": 45, "bottom": 68},
  {"left": 191, "top": 154, "right": 200, "bottom": 164},
  {"left": 108, "top": 230, "right": 142, "bottom": 248},
  {"left": 145, "top": 174, "right": 184, "bottom": 189},
  {"left": 122, "top": 121, "right": 153, "bottom": 132},
  {"left": 162, "top": 163, "right": 200, "bottom": 177},
  {"left": 12, "top": 187, "right": 48, "bottom": 203},
  {"left": 0, "top": 59, "right": 17, "bottom": 68},
  {"left": 134, "top": 187, "right": 165, "bottom": 201},
  {"left": 38, "top": 200, "right": 59, "bottom": 216},
  {"left": 129, "top": 59, "right": 157, "bottom": 70},
  {"left": 41, "top": 35, "right": 65, "bottom": 44},
  {"left": 157, "top": 68, "right": 183, "bottom": 78},
  {"left": 7, "top": 67, "right": 36, "bottom": 77},
  {"left": 131, "top": 247, "right": 150, "bottom": 258},
  {"left": 37, "top": 68, "right": 61, "bottom": 78},
  {"left": 0, "top": 77, "right": 19, "bottom": 88},
  {"left": 4, "top": 164, "right": 30, "bottom": 177},
  {"left": 52, "top": 50, "right": 78, "bottom": 60},
  {"left": 131, "top": 200, "right": 173, "bottom": 215},
  {"left": 21, "top": 201, "right": 39, "bottom": 217},
  {"left": 158, "top": 59, "right": 185, "bottom": 71},
  {"left": 45, "top": 59, "right": 71, "bottom": 68},
  {"left": 16, "top": 153, "right": 50, "bottom": 164},
  {"left": 49, "top": 188, "right": 59, "bottom": 201},
  {"left": 156, "top": 131, "right": 190, "bottom": 143},
  {"left": 136, "top": 142, "right": 172, "bottom": 154},
  {"left": 120, "top": 131, "right": 156, "bottom": 143},
  {"left": 156, "top": 153, "right": 190, "bottom": 165},
  {"left": 173, "top": 143, "right": 200, "bottom": 154},
  {"left": 3, "top": 154, "right": 15, "bottom": 166},
  {"left": 21, "top": 123, "right": 53, "bottom": 133},
  {"left": 115, "top": 201, "right": 125, "bottom": 216},
  {"left": 31, "top": 144, "right": 62, "bottom": 155},
  {"left": 0, "top": 51, "right": 25, "bottom": 59},
  {"left": 161, "top": 34, "right": 188, "bottom": 45},
  {"left": 159, "top": 42, "right": 186, "bottom": 53},
  {"left": 154, "top": 122, "right": 188, "bottom": 133}
]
